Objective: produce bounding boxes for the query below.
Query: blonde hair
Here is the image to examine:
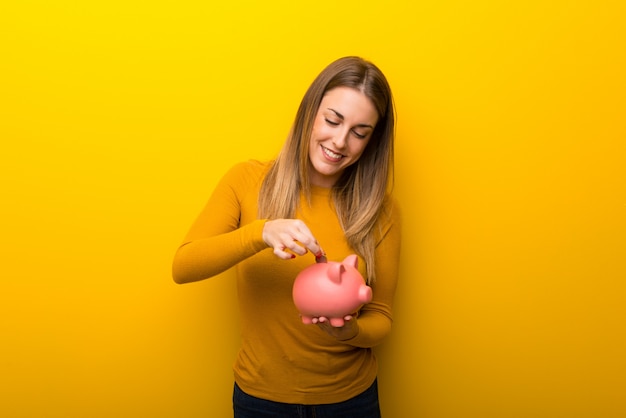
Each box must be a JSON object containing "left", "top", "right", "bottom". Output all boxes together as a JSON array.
[{"left": 258, "top": 56, "right": 395, "bottom": 283}]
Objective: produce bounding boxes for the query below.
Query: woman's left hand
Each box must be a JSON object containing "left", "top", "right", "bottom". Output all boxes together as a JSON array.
[{"left": 316, "top": 315, "right": 359, "bottom": 341}]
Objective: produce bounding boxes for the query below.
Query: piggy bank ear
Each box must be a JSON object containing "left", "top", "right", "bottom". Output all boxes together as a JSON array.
[
  {"left": 342, "top": 254, "right": 359, "bottom": 269},
  {"left": 328, "top": 263, "right": 344, "bottom": 284}
]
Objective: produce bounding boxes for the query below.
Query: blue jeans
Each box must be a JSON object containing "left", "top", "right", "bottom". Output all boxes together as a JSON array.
[{"left": 233, "top": 379, "right": 381, "bottom": 418}]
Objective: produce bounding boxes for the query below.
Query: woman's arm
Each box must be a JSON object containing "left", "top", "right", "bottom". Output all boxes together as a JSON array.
[
  {"left": 172, "top": 220, "right": 268, "bottom": 284},
  {"left": 172, "top": 162, "right": 269, "bottom": 284},
  {"left": 333, "top": 198, "right": 402, "bottom": 347},
  {"left": 172, "top": 161, "right": 324, "bottom": 284}
]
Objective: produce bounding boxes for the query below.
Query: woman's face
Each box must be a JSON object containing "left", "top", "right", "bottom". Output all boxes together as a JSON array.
[{"left": 308, "top": 87, "right": 379, "bottom": 188}]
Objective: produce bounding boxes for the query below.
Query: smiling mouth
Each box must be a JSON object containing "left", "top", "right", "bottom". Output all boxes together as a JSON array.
[{"left": 321, "top": 145, "right": 344, "bottom": 161}]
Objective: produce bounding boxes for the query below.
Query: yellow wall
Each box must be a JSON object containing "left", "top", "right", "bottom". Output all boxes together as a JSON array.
[{"left": 2, "top": 1, "right": 624, "bottom": 417}]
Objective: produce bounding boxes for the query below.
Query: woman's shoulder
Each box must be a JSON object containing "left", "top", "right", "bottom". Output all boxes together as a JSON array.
[
  {"left": 228, "top": 159, "right": 272, "bottom": 175},
  {"left": 382, "top": 193, "right": 401, "bottom": 221},
  {"left": 222, "top": 159, "right": 273, "bottom": 185},
  {"left": 374, "top": 193, "right": 402, "bottom": 239}
]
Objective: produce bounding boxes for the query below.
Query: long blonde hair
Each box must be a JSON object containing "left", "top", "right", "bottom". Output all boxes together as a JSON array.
[{"left": 258, "top": 56, "right": 395, "bottom": 283}]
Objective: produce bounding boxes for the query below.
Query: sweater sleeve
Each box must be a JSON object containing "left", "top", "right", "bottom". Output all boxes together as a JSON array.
[
  {"left": 172, "top": 162, "right": 269, "bottom": 284},
  {"left": 341, "top": 197, "right": 402, "bottom": 348}
]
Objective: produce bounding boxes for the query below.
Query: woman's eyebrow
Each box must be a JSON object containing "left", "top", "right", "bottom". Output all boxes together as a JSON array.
[
  {"left": 327, "top": 108, "right": 374, "bottom": 129},
  {"left": 328, "top": 108, "right": 345, "bottom": 120}
]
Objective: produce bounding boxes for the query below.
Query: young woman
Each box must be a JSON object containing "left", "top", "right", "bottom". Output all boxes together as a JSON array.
[{"left": 172, "top": 56, "right": 401, "bottom": 417}]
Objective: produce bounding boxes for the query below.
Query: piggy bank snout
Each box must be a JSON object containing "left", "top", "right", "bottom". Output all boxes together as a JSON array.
[{"left": 359, "top": 285, "right": 372, "bottom": 304}]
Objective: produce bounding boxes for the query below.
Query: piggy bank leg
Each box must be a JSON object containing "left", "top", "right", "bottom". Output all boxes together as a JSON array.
[{"left": 329, "top": 317, "right": 346, "bottom": 327}]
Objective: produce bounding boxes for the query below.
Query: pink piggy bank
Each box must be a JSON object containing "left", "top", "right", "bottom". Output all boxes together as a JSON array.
[{"left": 292, "top": 254, "right": 372, "bottom": 327}]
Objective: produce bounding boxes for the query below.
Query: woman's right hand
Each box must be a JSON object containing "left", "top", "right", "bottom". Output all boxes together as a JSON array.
[{"left": 262, "top": 219, "right": 324, "bottom": 260}]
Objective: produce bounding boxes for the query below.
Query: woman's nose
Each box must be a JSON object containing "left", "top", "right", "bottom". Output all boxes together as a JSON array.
[{"left": 332, "top": 129, "right": 349, "bottom": 149}]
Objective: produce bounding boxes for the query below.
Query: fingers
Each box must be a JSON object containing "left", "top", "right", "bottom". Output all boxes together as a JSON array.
[
  {"left": 288, "top": 220, "right": 323, "bottom": 256},
  {"left": 263, "top": 219, "right": 323, "bottom": 259},
  {"left": 315, "top": 315, "right": 353, "bottom": 326},
  {"left": 272, "top": 243, "right": 301, "bottom": 260}
]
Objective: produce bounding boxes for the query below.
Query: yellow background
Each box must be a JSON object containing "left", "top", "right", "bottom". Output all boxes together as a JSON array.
[{"left": 1, "top": 1, "right": 625, "bottom": 417}]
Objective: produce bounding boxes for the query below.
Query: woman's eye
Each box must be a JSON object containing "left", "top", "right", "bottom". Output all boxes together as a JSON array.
[
  {"left": 325, "top": 118, "right": 340, "bottom": 126},
  {"left": 352, "top": 130, "right": 366, "bottom": 139}
]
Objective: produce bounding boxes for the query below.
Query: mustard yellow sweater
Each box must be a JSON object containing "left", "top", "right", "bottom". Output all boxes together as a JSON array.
[{"left": 173, "top": 160, "right": 401, "bottom": 404}]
